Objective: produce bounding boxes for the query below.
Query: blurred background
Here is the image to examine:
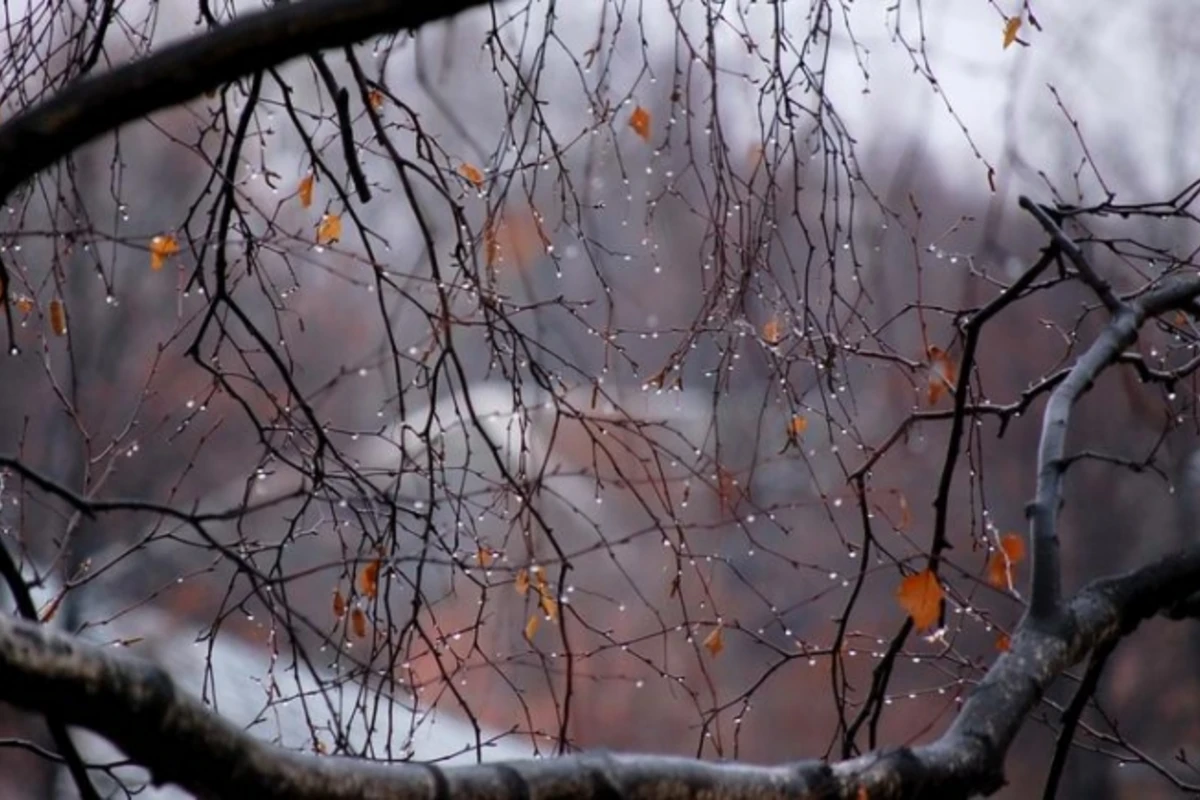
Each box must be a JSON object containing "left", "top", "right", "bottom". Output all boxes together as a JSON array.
[{"left": 1, "top": 1, "right": 1199, "bottom": 797}]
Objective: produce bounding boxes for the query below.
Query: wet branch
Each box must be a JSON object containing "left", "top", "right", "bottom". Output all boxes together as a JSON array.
[
  {"left": 0, "top": 0, "right": 496, "bottom": 202},
  {"left": 1, "top": 520, "right": 1200, "bottom": 800},
  {"left": 1026, "top": 277, "right": 1200, "bottom": 619}
]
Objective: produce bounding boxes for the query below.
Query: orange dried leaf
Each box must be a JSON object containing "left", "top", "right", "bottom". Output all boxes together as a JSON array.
[
  {"left": 762, "top": 317, "right": 785, "bottom": 344},
  {"left": 350, "top": 607, "right": 367, "bottom": 638},
  {"left": 995, "top": 632, "right": 1011, "bottom": 652},
  {"left": 998, "top": 532, "right": 1026, "bottom": 562},
  {"left": 788, "top": 415, "right": 808, "bottom": 438},
  {"left": 48, "top": 299, "right": 66, "bottom": 336},
  {"left": 458, "top": 163, "right": 485, "bottom": 187},
  {"left": 316, "top": 213, "right": 342, "bottom": 245},
  {"left": 368, "top": 89, "right": 385, "bottom": 110},
  {"left": 515, "top": 568, "right": 530, "bottom": 596},
  {"left": 926, "top": 345, "right": 958, "bottom": 405},
  {"left": 359, "top": 559, "right": 381, "bottom": 599},
  {"left": 896, "top": 569, "right": 943, "bottom": 630},
  {"left": 14, "top": 296, "right": 34, "bottom": 315},
  {"left": 985, "top": 555, "right": 1010, "bottom": 589},
  {"left": 149, "top": 234, "right": 180, "bottom": 271},
  {"left": 986, "top": 533, "right": 1026, "bottom": 589},
  {"left": 702, "top": 625, "right": 725, "bottom": 658},
  {"left": 524, "top": 612, "right": 540, "bottom": 641},
  {"left": 298, "top": 173, "right": 315, "bottom": 208},
  {"left": 332, "top": 588, "right": 347, "bottom": 618},
  {"left": 1003, "top": 16, "right": 1021, "bottom": 49},
  {"left": 477, "top": 547, "right": 495, "bottom": 568},
  {"left": 629, "top": 106, "right": 651, "bottom": 142}
]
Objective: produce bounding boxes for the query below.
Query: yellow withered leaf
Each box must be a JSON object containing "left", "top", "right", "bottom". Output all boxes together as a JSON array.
[
  {"left": 1003, "top": 16, "right": 1021, "bottom": 49},
  {"left": 332, "top": 588, "right": 347, "bottom": 618},
  {"left": 316, "top": 213, "right": 342, "bottom": 245},
  {"left": 515, "top": 568, "right": 530, "bottom": 596},
  {"left": 359, "top": 559, "right": 381, "bottom": 599},
  {"left": 788, "top": 415, "right": 808, "bottom": 437},
  {"left": 762, "top": 316, "right": 785, "bottom": 345},
  {"left": 149, "top": 234, "right": 180, "bottom": 271},
  {"left": 896, "top": 569, "right": 942, "bottom": 631},
  {"left": 985, "top": 533, "right": 1026, "bottom": 589},
  {"left": 703, "top": 626, "right": 724, "bottom": 658},
  {"left": 524, "top": 612, "right": 540, "bottom": 641},
  {"left": 48, "top": 299, "right": 66, "bottom": 336},
  {"left": 351, "top": 607, "right": 367, "bottom": 638},
  {"left": 458, "top": 163, "right": 485, "bottom": 187},
  {"left": 298, "top": 173, "right": 315, "bottom": 208},
  {"left": 629, "top": 106, "right": 651, "bottom": 142},
  {"left": 926, "top": 345, "right": 958, "bottom": 405}
]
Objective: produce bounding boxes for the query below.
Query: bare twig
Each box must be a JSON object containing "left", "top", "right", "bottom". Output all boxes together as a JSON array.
[
  {"left": 1042, "top": 640, "right": 1115, "bottom": 800},
  {"left": 1019, "top": 196, "right": 1122, "bottom": 313},
  {"left": 0, "top": 0, "right": 496, "bottom": 203},
  {"left": 1, "top": 528, "right": 1199, "bottom": 799}
]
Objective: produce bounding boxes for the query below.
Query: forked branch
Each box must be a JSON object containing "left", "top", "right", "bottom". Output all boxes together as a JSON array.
[{"left": 3, "top": 274, "right": 1200, "bottom": 796}]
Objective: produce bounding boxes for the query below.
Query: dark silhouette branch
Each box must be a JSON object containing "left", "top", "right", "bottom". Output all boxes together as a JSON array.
[
  {"left": 0, "top": 0, "right": 1193, "bottom": 790},
  {"left": 2, "top": 525, "right": 1200, "bottom": 799},
  {"left": 0, "top": 540, "right": 100, "bottom": 799},
  {"left": 3, "top": 272, "right": 1200, "bottom": 796},
  {"left": 0, "top": 0, "right": 497, "bottom": 351},
  {"left": 1019, "top": 196, "right": 1121, "bottom": 313},
  {"left": 0, "top": 0, "right": 495, "bottom": 204},
  {"left": 1041, "top": 638, "right": 1115, "bottom": 800}
]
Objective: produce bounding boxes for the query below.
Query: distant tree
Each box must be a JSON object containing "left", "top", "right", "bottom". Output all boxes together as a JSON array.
[{"left": 1, "top": 2, "right": 1199, "bottom": 798}]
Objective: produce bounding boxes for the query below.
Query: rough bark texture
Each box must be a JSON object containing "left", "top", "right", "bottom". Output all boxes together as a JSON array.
[
  {"left": 0, "top": 530, "right": 1198, "bottom": 799},
  {"left": 1, "top": 0, "right": 1199, "bottom": 797}
]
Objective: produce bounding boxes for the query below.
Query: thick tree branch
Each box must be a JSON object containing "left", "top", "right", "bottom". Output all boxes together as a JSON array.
[
  {"left": 1027, "top": 277, "right": 1200, "bottom": 619},
  {"left": 2, "top": 532, "right": 1200, "bottom": 799},
  {"left": 0, "top": 544, "right": 99, "bottom": 798},
  {"left": 0, "top": 0, "right": 495, "bottom": 203}
]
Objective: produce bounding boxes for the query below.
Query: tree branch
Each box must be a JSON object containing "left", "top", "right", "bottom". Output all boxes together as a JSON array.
[
  {"left": 0, "top": 544, "right": 99, "bottom": 798},
  {"left": 2, "top": 527, "right": 1200, "bottom": 800},
  {"left": 1026, "top": 277, "right": 1200, "bottom": 619},
  {"left": 0, "top": 0, "right": 496, "bottom": 203},
  {"left": 1019, "top": 196, "right": 1122, "bottom": 313}
]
